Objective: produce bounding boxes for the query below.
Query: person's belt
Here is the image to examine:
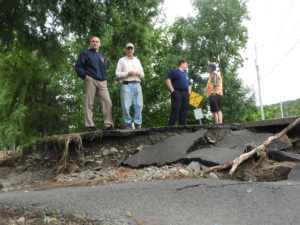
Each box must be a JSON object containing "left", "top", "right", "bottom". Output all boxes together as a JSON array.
[
  {"left": 175, "top": 89, "right": 188, "bottom": 92},
  {"left": 122, "top": 81, "right": 140, "bottom": 84},
  {"left": 86, "top": 75, "right": 106, "bottom": 81}
]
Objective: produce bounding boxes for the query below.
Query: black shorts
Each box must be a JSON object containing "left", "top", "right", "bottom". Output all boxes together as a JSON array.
[{"left": 209, "top": 94, "right": 222, "bottom": 112}]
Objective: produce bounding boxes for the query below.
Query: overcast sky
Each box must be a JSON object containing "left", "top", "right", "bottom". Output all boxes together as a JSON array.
[{"left": 163, "top": 0, "right": 300, "bottom": 105}]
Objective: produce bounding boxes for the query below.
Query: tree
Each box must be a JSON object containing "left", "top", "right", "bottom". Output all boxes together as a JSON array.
[
  {"left": 167, "top": 0, "right": 258, "bottom": 123},
  {"left": 0, "top": 0, "right": 261, "bottom": 148},
  {"left": 283, "top": 99, "right": 300, "bottom": 117},
  {"left": 57, "top": 0, "right": 166, "bottom": 129},
  {"left": 263, "top": 98, "right": 300, "bottom": 119},
  {"left": 0, "top": 0, "right": 166, "bottom": 147},
  {"left": 0, "top": 39, "right": 66, "bottom": 147}
]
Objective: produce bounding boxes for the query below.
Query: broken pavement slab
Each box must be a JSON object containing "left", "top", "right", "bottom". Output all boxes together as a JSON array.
[
  {"left": 185, "top": 146, "right": 245, "bottom": 166},
  {"left": 122, "top": 128, "right": 297, "bottom": 168},
  {"left": 267, "top": 149, "right": 300, "bottom": 162},
  {"left": 122, "top": 129, "right": 208, "bottom": 168},
  {"left": 288, "top": 164, "right": 300, "bottom": 181},
  {"left": 268, "top": 134, "right": 293, "bottom": 151},
  {"left": 184, "top": 130, "right": 274, "bottom": 166},
  {"left": 215, "top": 129, "right": 272, "bottom": 148},
  {"left": 242, "top": 116, "right": 300, "bottom": 136}
]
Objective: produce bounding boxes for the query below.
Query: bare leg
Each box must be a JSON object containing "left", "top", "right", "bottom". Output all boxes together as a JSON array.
[
  {"left": 213, "top": 112, "right": 218, "bottom": 124},
  {"left": 217, "top": 111, "right": 223, "bottom": 124}
]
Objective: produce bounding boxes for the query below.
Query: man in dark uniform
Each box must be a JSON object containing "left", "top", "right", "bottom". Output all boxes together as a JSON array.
[{"left": 166, "top": 60, "right": 191, "bottom": 126}]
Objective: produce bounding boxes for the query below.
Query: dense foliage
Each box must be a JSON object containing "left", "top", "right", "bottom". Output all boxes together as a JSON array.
[
  {"left": 264, "top": 99, "right": 300, "bottom": 119},
  {"left": 167, "top": 0, "right": 260, "bottom": 123},
  {"left": 1, "top": 0, "right": 286, "bottom": 148}
]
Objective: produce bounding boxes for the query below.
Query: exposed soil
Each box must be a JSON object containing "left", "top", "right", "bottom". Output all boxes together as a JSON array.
[
  {"left": 1, "top": 128, "right": 300, "bottom": 190},
  {"left": 0, "top": 206, "right": 103, "bottom": 225}
]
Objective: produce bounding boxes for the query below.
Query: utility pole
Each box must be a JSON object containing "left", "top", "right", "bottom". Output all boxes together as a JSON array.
[
  {"left": 280, "top": 101, "right": 284, "bottom": 118},
  {"left": 255, "top": 43, "right": 265, "bottom": 120}
]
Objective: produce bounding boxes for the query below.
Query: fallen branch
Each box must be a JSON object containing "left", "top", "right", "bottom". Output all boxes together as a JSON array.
[{"left": 200, "top": 117, "right": 300, "bottom": 177}]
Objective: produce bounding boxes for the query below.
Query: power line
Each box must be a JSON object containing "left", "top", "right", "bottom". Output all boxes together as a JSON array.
[
  {"left": 261, "top": 0, "right": 269, "bottom": 45},
  {"left": 250, "top": 0, "right": 269, "bottom": 51},
  {"left": 246, "top": 44, "right": 264, "bottom": 51},
  {"left": 262, "top": 37, "right": 300, "bottom": 79},
  {"left": 274, "top": 0, "right": 295, "bottom": 44},
  {"left": 290, "top": 19, "right": 300, "bottom": 35}
]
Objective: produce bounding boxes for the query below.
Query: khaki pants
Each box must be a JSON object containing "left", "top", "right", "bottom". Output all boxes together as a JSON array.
[{"left": 84, "top": 76, "right": 114, "bottom": 128}]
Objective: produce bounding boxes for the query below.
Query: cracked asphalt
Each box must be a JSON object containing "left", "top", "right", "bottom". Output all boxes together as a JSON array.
[{"left": 0, "top": 179, "right": 300, "bottom": 225}]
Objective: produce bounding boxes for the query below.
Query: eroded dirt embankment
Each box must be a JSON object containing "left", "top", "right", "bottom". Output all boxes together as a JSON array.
[{"left": 1, "top": 123, "right": 300, "bottom": 193}]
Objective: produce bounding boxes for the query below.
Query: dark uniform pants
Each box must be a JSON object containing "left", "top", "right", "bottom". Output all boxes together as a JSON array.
[{"left": 168, "top": 90, "right": 190, "bottom": 126}]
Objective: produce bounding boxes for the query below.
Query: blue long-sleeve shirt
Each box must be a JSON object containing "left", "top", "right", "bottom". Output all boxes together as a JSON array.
[
  {"left": 75, "top": 48, "right": 107, "bottom": 81},
  {"left": 167, "top": 68, "right": 190, "bottom": 91}
]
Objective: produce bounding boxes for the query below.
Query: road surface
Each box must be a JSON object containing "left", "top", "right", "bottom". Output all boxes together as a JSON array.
[{"left": 0, "top": 178, "right": 299, "bottom": 225}]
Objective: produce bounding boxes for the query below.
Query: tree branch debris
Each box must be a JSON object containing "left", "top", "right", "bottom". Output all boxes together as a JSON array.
[{"left": 200, "top": 117, "right": 300, "bottom": 177}]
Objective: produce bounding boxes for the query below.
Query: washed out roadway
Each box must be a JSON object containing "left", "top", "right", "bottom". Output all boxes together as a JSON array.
[{"left": 0, "top": 179, "right": 300, "bottom": 225}]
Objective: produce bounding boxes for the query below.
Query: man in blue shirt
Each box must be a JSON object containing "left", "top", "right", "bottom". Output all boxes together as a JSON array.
[
  {"left": 166, "top": 60, "right": 191, "bottom": 126},
  {"left": 75, "top": 36, "right": 114, "bottom": 131}
]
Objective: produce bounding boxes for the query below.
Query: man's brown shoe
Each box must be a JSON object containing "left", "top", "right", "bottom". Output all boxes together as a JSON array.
[
  {"left": 104, "top": 125, "right": 114, "bottom": 130},
  {"left": 87, "top": 126, "right": 97, "bottom": 132}
]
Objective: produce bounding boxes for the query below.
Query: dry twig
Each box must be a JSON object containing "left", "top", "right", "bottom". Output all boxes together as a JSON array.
[{"left": 200, "top": 117, "right": 300, "bottom": 177}]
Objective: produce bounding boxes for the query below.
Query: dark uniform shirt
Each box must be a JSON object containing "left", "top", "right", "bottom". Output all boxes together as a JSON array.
[{"left": 167, "top": 68, "right": 190, "bottom": 91}]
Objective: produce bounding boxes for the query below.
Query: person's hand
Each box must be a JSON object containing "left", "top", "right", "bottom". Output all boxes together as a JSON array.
[
  {"left": 128, "top": 71, "right": 135, "bottom": 76},
  {"left": 136, "top": 71, "right": 142, "bottom": 77}
]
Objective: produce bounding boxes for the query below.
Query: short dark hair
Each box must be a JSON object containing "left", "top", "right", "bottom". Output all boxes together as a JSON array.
[
  {"left": 178, "top": 59, "right": 188, "bottom": 66},
  {"left": 208, "top": 63, "right": 217, "bottom": 71},
  {"left": 90, "top": 36, "right": 100, "bottom": 42}
]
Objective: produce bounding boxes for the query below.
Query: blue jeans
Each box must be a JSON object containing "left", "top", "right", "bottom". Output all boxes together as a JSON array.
[{"left": 120, "top": 83, "right": 143, "bottom": 125}]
